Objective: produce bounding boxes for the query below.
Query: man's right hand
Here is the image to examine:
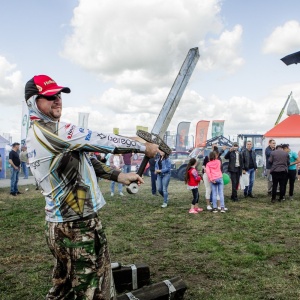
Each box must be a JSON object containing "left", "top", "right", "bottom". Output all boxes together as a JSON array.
[
  {"left": 144, "top": 142, "right": 159, "bottom": 158},
  {"left": 117, "top": 172, "right": 144, "bottom": 186}
]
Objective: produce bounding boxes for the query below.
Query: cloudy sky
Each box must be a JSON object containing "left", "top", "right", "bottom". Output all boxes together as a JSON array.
[{"left": 1, "top": 0, "right": 300, "bottom": 144}]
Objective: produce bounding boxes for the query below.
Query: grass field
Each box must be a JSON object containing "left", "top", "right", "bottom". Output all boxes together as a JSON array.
[{"left": 1, "top": 172, "right": 300, "bottom": 299}]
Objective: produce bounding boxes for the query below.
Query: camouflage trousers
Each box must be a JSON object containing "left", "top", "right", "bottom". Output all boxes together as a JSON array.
[{"left": 45, "top": 216, "right": 116, "bottom": 300}]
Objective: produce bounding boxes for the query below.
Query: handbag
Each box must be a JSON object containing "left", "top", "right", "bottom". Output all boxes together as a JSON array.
[{"left": 239, "top": 173, "right": 249, "bottom": 189}]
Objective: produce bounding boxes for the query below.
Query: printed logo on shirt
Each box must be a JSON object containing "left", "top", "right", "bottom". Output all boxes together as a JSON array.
[
  {"left": 67, "top": 125, "right": 76, "bottom": 139},
  {"left": 87, "top": 157, "right": 93, "bottom": 167},
  {"left": 22, "top": 114, "right": 27, "bottom": 126},
  {"left": 85, "top": 130, "right": 92, "bottom": 141},
  {"left": 97, "top": 133, "right": 106, "bottom": 139},
  {"left": 107, "top": 135, "right": 137, "bottom": 147},
  {"left": 30, "top": 160, "right": 40, "bottom": 169},
  {"left": 28, "top": 149, "right": 36, "bottom": 158},
  {"left": 79, "top": 128, "right": 85, "bottom": 133},
  {"left": 65, "top": 123, "right": 71, "bottom": 129}
]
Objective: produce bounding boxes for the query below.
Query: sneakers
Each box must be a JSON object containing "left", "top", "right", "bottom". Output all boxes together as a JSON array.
[
  {"left": 161, "top": 203, "right": 168, "bottom": 208},
  {"left": 110, "top": 192, "right": 114, "bottom": 196},
  {"left": 218, "top": 207, "right": 228, "bottom": 211},
  {"left": 212, "top": 208, "right": 218, "bottom": 213},
  {"left": 220, "top": 207, "right": 226, "bottom": 213},
  {"left": 195, "top": 207, "right": 203, "bottom": 212},
  {"left": 189, "top": 208, "right": 198, "bottom": 214},
  {"left": 207, "top": 205, "right": 212, "bottom": 211},
  {"left": 289, "top": 196, "right": 293, "bottom": 200},
  {"left": 248, "top": 194, "right": 255, "bottom": 198},
  {"left": 119, "top": 192, "right": 124, "bottom": 196}
]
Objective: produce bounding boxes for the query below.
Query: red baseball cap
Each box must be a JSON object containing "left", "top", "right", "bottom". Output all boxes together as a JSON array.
[{"left": 25, "top": 75, "right": 71, "bottom": 101}]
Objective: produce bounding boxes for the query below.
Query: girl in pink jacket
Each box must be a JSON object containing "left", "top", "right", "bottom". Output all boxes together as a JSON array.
[
  {"left": 185, "top": 158, "right": 203, "bottom": 214},
  {"left": 206, "top": 152, "right": 226, "bottom": 213}
]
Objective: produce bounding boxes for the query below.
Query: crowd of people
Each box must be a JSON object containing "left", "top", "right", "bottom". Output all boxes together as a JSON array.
[
  {"left": 184, "top": 139, "right": 300, "bottom": 214},
  {"left": 88, "top": 149, "right": 172, "bottom": 208},
  {"left": 4, "top": 73, "right": 299, "bottom": 299},
  {"left": 265, "top": 139, "right": 300, "bottom": 202}
]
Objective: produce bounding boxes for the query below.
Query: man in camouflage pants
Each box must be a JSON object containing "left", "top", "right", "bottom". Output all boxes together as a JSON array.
[{"left": 25, "top": 75, "right": 158, "bottom": 299}]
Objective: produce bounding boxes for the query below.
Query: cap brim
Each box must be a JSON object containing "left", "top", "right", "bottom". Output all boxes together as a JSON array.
[{"left": 40, "top": 86, "right": 71, "bottom": 96}]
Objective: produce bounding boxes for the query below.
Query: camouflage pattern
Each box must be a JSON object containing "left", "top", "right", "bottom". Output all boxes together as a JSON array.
[{"left": 45, "top": 217, "right": 116, "bottom": 300}]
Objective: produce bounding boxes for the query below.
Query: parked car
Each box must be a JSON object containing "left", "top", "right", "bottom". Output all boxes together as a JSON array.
[
  {"left": 172, "top": 147, "right": 232, "bottom": 181},
  {"left": 170, "top": 149, "right": 202, "bottom": 180},
  {"left": 130, "top": 153, "right": 150, "bottom": 176}
]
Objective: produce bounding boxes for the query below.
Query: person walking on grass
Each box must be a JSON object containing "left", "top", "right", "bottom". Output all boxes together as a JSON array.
[
  {"left": 24, "top": 74, "right": 158, "bottom": 300},
  {"left": 202, "top": 145, "right": 227, "bottom": 211},
  {"left": 185, "top": 158, "right": 203, "bottom": 214},
  {"left": 155, "top": 150, "right": 171, "bottom": 208},
  {"left": 122, "top": 152, "right": 132, "bottom": 173},
  {"left": 109, "top": 154, "right": 125, "bottom": 196},
  {"left": 265, "top": 139, "right": 276, "bottom": 194},
  {"left": 205, "top": 151, "right": 226, "bottom": 213},
  {"left": 282, "top": 144, "right": 300, "bottom": 200},
  {"left": 224, "top": 143, "right": 243, "bottom": 201},
  {"left": 242, "top": 140, "right": 257, "bottom": 198},
  {"left": 149, "top": 153, "right": 159, "bottom": 196},
  {"left": 20, "top": 146, "right": 29, "bottom": 179},
  {"left": 8, "top": 142, "right": 21, "bottom": 196},
  {"left": 269, "top": 145, "right": 289, "bottom": 203}
]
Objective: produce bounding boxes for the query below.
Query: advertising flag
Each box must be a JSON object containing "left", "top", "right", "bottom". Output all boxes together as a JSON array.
[
  {"left": 136, "top": 126, "right": 148, "bottom": 132},
  {"left": 21, "top": 100, "right": 29, "bottom": 146},
  {"left": 176, "top": 121, "right": 191, "bottom": 151},
  {"left": 78, "top": 112, "right": 90, "bottom": 129},
  {"left": 195, "top": 120, "right": 210, "bottom": 147},
  {"left": 212, "top": 120, "right": 225, "bottom": 138}
]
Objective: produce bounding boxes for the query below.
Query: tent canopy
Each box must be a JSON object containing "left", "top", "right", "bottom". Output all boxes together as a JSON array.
[{"left": 264, "top": 114, "right": 300, "bottom": 137}]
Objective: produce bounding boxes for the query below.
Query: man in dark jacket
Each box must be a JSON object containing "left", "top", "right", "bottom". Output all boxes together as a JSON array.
[
  {"left": 224, "top": 143, "right": 243, "bottom": 201},
  {"left": 265, "top": 139, "right": 276, "bottom": 194},
  {"left": 242, "top": 141, "right": 257, "bottom": 198},
  {"left": 149, "top": 153, "right": 159, "bottom": 195},
  {"left": 269, "top": 145, "right": 289, "bottom": 202}
]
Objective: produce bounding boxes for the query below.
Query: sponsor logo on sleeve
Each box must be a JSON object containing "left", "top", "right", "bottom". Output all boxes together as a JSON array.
[
  {"left": 108, "top": 135, "right": 137, "bottom": 147},
  {"left": 67, "top": 125, "right": 76, "bottom": 139},
  {"left": 79, "top": 128, "right": 85, "bottom": 133},
  {"left": 85, "top": 130, "right": 92, "bottom": 141},
  {"left": 97, "top": 133, "right": 106, "bottom": 139},
  {"left": 28, "top": 149, "right": 36, "bottom": 158},
  {"left": 96, "top": 133, "right": 137, "bottom": 147},
  {"left": 30, "top": 160, "right": 40, "bottom": 169}
]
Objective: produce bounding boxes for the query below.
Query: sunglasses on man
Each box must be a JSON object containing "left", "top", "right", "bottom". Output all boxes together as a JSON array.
[{"left": 36, "top": 94, "right": 61, "bottom": 101}]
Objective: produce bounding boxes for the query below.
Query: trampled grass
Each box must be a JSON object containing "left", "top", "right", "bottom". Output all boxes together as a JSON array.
[{"left": 1, "top": 173, "right": 300, "bottom": 299}]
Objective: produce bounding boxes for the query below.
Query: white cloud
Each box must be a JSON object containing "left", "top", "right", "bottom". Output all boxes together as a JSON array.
[
  {"left": 263, "top": 20, "right": 300, "bottom": 54},
  {"left": 200, "top": 25, "right": 244, "bottom": 73},
  {"left": 0, "top": 55, "right": 23, "bottom": 106},
  {"left": 60, "top": 81, "right": 300, "bottom": 141},
  {"left": 62, "top": 0, "right": 244, "bottom": 92}
]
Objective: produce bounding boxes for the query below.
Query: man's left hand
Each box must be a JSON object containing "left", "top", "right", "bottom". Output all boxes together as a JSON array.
[
  {"left": 144, "top": 142, "right": 159, "bottom": 158},
  {"left": 117, "top": 172, "right": 144, "bottom": 186}
]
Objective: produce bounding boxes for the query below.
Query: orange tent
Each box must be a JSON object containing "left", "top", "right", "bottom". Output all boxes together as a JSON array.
[
  {"left": 264, "top": 114, "right": 300, "bottom": 137},
  {"left": 263, "top": 114, "right": 300, "bottom": 161}
]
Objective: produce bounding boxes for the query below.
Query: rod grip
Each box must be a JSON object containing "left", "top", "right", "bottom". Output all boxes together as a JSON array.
[{"left": 126, "top": 155, "right": 150, "bottom": 194}]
